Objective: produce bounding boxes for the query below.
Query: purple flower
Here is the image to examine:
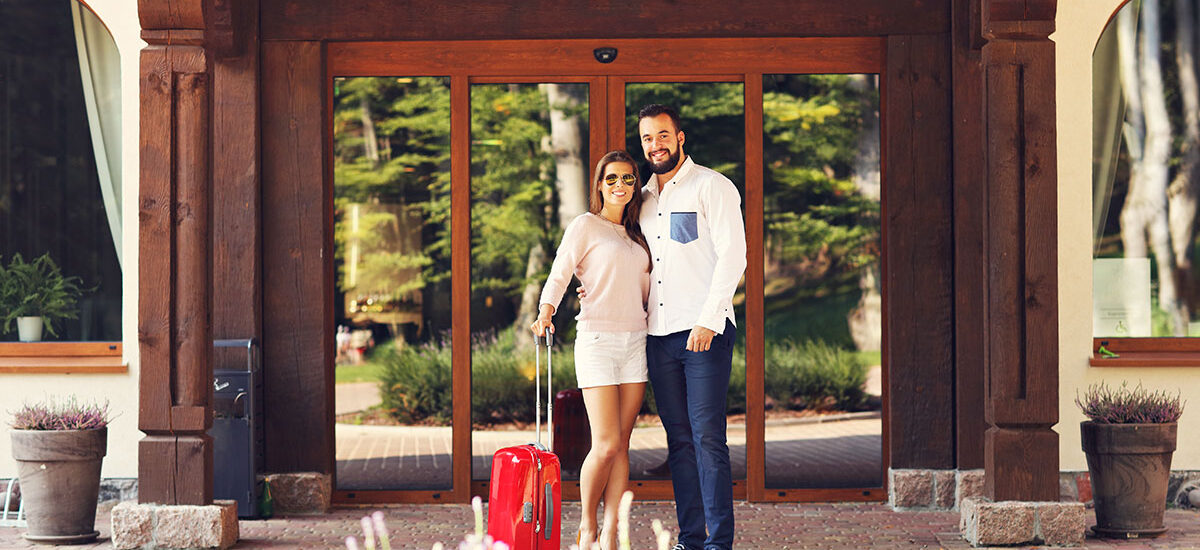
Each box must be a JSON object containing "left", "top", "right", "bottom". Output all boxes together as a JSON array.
[
  {"left": 1075, "top": 382, "right": 1185, "bottom": 424},
  {"left": 10, "top": 397, "right": 110, "bottom": 430}
]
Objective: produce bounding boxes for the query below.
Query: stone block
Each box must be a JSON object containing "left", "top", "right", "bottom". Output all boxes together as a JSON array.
[
  {"left": 1059, "top": 473, "right": 1078, "bottom": 502},
  {"left": 1036, "top": 502, "right": 1086, "bottom": 546},
  {"left": 1169, "top": 471, "right": 1200, "bottom": 507},
  {"left": 934, "top": 470, "right": 957, "bottom": 509},
  {"left": 1176, "top": 479, "right": 1200, "bottom": 508},
  {"left": 890, "top": 469, "right": 933, "bottom": 509},
  {"left": 111, "top": 502, "right": 152, "bottom": 550},
  {"left": 961, "top": 497, "right": 1086, "bottom": 547},
  {"left": 156, "top": 501, "right": 238, "bottom": 549},
  {"left": 100, "top": 478, "right": 139, "bottom": 503},
  {"left": 956, "top": 469, "right": 985, "bottom": 509},
  {"left": 960, "top": 498, "right": 1035, "bottom": 546},
  {"left": 110, "top": 500, "right": 237, "bottom": 550},
  {"left": 266, "top": 472, "right": 332, "bottom": 515}
]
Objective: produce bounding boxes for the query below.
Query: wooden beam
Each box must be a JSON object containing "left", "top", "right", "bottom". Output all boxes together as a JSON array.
[
  {"left": 884, "top": 34, "right": 956, "bottom": 470},
  {"left": 744, "top": 74, "right": 766, "bottom": 501},
  {"left": 981, "top": 0, "right": 1059, "bottom": 502},
  {"left": 213, "top": 0, "right": 262, "bottom": 362},
  {"left": 451, "top": 73, "right": 472, "bottom": 500},
  {"left": 261, "top": 40, "right": 333, "bottom": 473},
  {"left": 138, "top": 0, "right": 215, "bottom": 505},
  {"left": 952, "top": 0, "right": 987, "bottom": 470},
  {"left": 262, "top": 0, "right": 949, "bottom": 41},
  {"left": 329, "top": 38, "right": 886, "bottom": 78}
]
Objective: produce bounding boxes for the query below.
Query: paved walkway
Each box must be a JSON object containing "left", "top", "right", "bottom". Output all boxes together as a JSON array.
[
  {"left": 336, "top": 416, "right": 883, "bottom": 491},
  {"left": 2, "top": 502, "right": 1198, "bottom": 549}
]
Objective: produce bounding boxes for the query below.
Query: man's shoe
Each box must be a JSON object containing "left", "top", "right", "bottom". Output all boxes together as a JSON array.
[{"left": 643, "top": 459, "right": 671, "bottom": 477}]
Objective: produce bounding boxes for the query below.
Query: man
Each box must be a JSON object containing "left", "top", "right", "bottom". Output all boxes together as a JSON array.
[{"left": 638, "top": 104, "right": 746, "bottom": 550}]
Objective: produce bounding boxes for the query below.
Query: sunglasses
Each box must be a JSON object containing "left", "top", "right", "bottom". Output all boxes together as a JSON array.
[{"left": 603, "top": 173, "right": 638, "bottom": 185}]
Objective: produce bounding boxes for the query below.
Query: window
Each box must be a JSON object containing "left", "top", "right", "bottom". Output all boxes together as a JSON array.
[
  {"left": 0, "top": 0, "right": 122, "bottom": 347},
  {"left": 1093, "top": 0, "right": 1200, "bottom": 363}
]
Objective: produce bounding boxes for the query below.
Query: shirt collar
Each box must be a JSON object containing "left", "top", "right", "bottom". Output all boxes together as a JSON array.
[{"left": 645, "top": 155, "right": 695, "bottom": 197}]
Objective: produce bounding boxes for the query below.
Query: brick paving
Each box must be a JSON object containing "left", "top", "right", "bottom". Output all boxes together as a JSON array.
[
  {"left": 2, "top": 501, "right": 1198, "bottom": 549},
  {"left": 337, "top": 417, "right": 883, "bottom": 491}
]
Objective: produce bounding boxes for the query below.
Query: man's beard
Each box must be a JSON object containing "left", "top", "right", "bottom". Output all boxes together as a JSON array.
[{"left": 647, "top": 147, "right": 681, "bottom": 175}]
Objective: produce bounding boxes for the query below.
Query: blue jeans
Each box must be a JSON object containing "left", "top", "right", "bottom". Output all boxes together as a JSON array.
[{"left": 647, "top": 319, "right": 735, "bottom": 550}]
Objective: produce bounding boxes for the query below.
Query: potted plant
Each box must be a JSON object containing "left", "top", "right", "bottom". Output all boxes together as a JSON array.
[
  {"left": 1076, "top": 382, "right": 1185, "bottom": 539},
  {"left": 9, "top": 397, "right": 109, "bottom": 544},
  {"left": 0, "top": 253, "right": 87, "bottom": 342}
]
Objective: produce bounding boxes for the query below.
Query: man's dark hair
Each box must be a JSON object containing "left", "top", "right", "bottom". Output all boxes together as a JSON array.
[{"left": 637, "top": 104, "right": 682, "bottom": 133}]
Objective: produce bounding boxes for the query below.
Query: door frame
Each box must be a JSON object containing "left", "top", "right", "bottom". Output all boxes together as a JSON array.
[{"left": 326, "top": 37, "right": 889, "bottom": 504}]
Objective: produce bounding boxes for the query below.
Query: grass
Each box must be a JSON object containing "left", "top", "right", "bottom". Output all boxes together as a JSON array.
[
  {"left": 335, "top": 361, "right": 386, "bottom": 384},
  {"left": 853, "top": 350, "right": 881, "bottom": 367}
]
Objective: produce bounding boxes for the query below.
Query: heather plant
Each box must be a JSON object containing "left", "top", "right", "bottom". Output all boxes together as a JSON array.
[
  {"left": 1075, "top": 382, "right": 1185, "bottom": 424},
  {"left": 10, "top": 397, "right": 111, "bottom": 430}
]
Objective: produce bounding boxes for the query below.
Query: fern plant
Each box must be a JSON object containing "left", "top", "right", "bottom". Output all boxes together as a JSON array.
[{"left": 0, "top": 253, "right": 88, "bottom": 338}]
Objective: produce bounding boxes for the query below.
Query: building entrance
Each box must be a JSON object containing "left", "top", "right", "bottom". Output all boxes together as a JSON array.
[{"left": 326, "top": 38, "right": 888, "bottom": 503}]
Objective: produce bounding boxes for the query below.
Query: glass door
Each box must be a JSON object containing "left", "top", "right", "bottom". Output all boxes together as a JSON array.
[
  {"left": 617, "top": 80, "right": 747, "bottom": 488},
  {"left": 328, "top": 38, "right": 888, "bottom": 503},
  {"left": 331, "top": 76, "right": 455, "bottom": 493},
  {"left": 466, "top": 80, "right": 597, "bottom": 486}
]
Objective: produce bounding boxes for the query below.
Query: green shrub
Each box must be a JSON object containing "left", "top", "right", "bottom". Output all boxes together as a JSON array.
[
  {"left": 378, "top": 331, "right": 870, "bottom": 426},
  {"left": 765, "top": 339, "right": 869, "bottom": 411},
  {"left": 377, "top": 328, "right": 578, "bottom": 426},
  {"left": 377, "top": 339, "right": 453, "bottom": 424}
]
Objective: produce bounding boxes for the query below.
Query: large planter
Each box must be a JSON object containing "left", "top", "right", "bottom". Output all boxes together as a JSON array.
[
  {"left": 10, "top": 428, "right": 107, "bottom": 544},
  {"left": 16, "top": 316, "right": 43, "bottom": 342},
  {"left": 1080, "top": 421, "right": 1176, "bottom": 539}
]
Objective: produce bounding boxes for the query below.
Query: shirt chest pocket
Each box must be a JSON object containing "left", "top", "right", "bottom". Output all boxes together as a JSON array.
[{"left": 670, "top": 211, "right": 699, "bottom": 244}]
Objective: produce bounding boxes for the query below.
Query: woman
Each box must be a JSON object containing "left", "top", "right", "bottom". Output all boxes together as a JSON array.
[{"left": 531, "top": 150, "right": 651, "bottom": 549}]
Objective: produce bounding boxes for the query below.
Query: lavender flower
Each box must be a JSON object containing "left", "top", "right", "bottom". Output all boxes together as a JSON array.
[
  {"left": 1075, "top": 382, "right": 1185, "bottom": 424},
  {"left": 360, "top": 516, "right": 376, "bottom": 550},
  {"left": 10, "top": 397, "right": 110, "bottom": 430},
  {"left": 371, "top": 510, "right": 391, "bottom": 550}
]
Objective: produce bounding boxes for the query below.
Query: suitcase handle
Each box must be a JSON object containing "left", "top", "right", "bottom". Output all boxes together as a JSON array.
[
  {"left": 534, "top": 328, "right": 553, "bottom": 450},
  {"left": 544, "top": 481, "right": 554, "bottom": 540}
]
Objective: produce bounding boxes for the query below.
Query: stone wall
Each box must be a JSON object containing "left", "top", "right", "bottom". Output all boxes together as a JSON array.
[{"left": 889, "top": 469, "right": 1200, "bottom": 511}]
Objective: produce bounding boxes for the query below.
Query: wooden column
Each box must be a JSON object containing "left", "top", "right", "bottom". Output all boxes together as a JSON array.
[
  {"left": 137, "top": 0, "right": 217, "bottom": 506},
  {"left": 213, "top": 0, "right": 262, "bottom": 348},
  {"left": 980, "top": 0, "right": 1060, "bottom": 502},
  {"left": 952, "top": 0, "right": 987, "bottom": 471},
  {"left": 884, "top": 33, "right": 956, "bottom": 470}
]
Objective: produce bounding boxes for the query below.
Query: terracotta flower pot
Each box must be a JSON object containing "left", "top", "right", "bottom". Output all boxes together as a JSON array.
[
  {"left": 1080, "top": 421, "right": 1176, "bottom": 539},
  {"left": 10, "top": 428, "right": 107, "bottom": 544}
]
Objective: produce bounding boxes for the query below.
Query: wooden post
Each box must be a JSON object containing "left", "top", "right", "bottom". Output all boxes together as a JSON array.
[
  {"left": 980, "top": 0, "right": 1060, "bottom": 502},
  {"left": 137, "top": 0, "right": 216, "bottom": 506}
]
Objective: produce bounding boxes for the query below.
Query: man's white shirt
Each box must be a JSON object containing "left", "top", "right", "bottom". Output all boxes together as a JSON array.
[{"left": 640, "top": 156, "right": 748, "bottom": 337}]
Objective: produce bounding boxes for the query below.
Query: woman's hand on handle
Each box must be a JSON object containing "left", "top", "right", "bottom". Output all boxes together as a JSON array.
[{"left": 530, "top": 303, "right": 556, "bottom": 338}]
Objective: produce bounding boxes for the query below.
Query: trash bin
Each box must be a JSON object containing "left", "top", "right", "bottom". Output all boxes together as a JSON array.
[{"left": 209, "top": 338, "right": 263, "bottom": 519}]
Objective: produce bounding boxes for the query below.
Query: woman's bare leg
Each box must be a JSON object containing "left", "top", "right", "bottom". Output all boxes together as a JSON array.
[
  {"left": 579, "top": 385, "right": 622, "bottom": 546},
  {"left": 599, "top": 382, "right": 645, "bottom": 550}
]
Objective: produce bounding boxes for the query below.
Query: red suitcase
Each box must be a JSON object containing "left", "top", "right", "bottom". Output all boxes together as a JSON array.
[
  {"left": 488, "top": 330, "right": 562, "bottom": 550},
  {"left": 552, "top": 388, "right": 591, "bottom": 476}
]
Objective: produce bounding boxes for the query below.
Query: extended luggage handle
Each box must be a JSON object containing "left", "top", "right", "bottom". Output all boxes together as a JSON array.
[{"left": 534, "top": 328, "right": 554, "bottom": 451}]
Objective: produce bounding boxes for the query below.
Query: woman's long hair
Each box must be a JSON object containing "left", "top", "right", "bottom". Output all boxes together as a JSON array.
[{"left": 589, "top": 150, "right": 652, "bottom": 270}]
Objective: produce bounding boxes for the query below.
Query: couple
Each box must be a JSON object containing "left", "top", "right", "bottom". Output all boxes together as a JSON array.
[{"left": 530, "top": 104, "right": 747, "bottom": 550}]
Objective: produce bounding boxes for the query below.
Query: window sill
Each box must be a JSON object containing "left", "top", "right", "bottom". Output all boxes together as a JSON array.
[
  {"left": 1089, "top": 352, "right": 1200, "bottom": 367},
  {"left": 0, "top": 342, "right": 126, "bottom": 374}
]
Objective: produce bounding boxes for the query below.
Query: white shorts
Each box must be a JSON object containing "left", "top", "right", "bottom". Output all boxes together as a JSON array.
[{"left": 573, "top": 330, "right": 649, "bottom": 388}]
